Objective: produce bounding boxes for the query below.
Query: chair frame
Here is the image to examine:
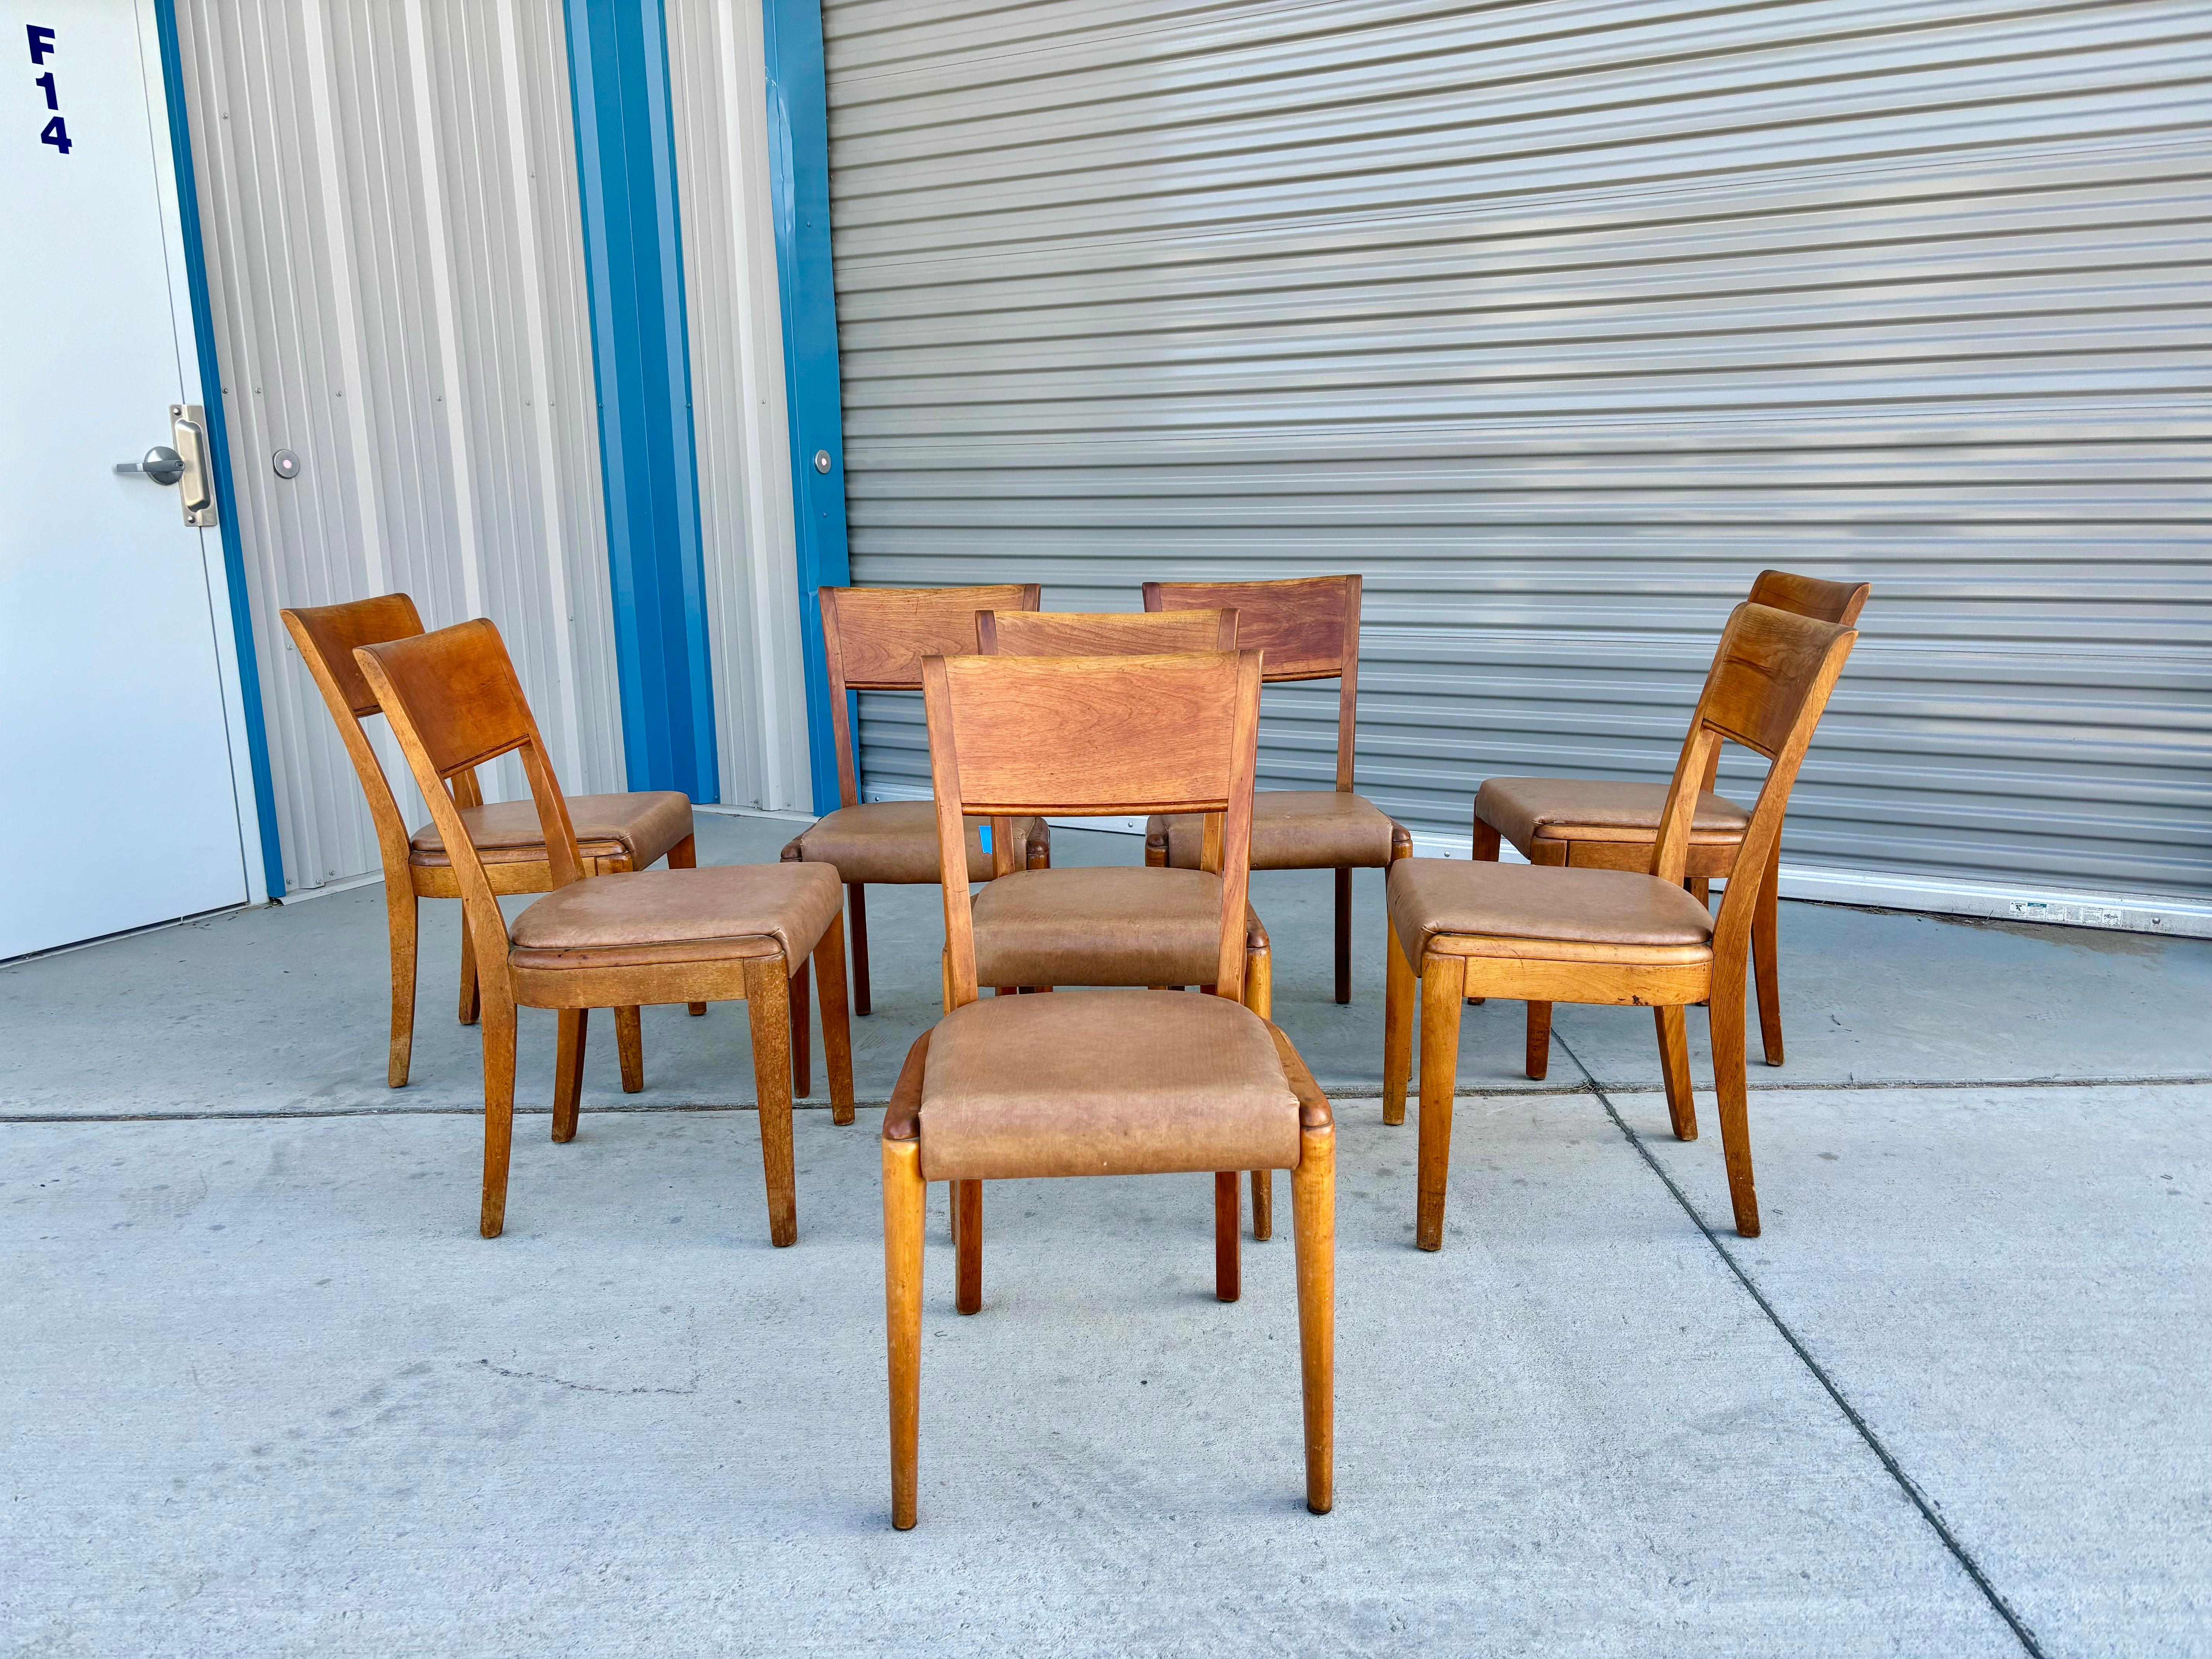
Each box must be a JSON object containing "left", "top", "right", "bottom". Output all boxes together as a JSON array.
[
  {"left": 355, "top": 619, "right": 853, "bottom": 1242},
  {"left": 881, "top": 648, "right": 1334, "bottom": 1527},
  {"left": 1386, "top": 604, "right": 1859, "bottom": 1243}
]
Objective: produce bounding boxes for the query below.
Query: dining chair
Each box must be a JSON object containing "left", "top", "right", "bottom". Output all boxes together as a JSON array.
[
  {"left": 283, "top": 594, "right": 700, "bottom": 1091},
  {"left": 781, "top": 586, "right": 1051, "bottom": 1016},
  {"left": 1470, "top": 570, "right": 1871, "bottom": 1080},
  {"left": 1384, "top": 603, "right": 1860, "bottom": 1245},
  {"left": 881, "top": 647, "right": 1335, "bottom": 1528},
  {"left": 1142, "top": 575, "right": 1410, "bottom": 1004},
  {"left": 354, "top": 618, "right": 854, "bottom": 1243}
]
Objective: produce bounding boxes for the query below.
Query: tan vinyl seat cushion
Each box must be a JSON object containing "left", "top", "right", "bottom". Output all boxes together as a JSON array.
[
  {"left": 507, "top": 862, "right": 842, "bottom": 970},
  {"left": 411, "top": 790, "right": 693, "bottom": 870},
  {"left": 787, "top": 800, "right": 1044, "bottom": 884},
  {"left": 1154, "top": 789, "right": 1399, "bottom": 871},
  {"left": 1476, "top": 778, "right": 1748, "bottom": 853},
  {"left": 970, "top": 867, "right": 1254, "bottom": 987},
  {"left": 1388, "top": 858, "right": 1716, "bottom": 957},
  {"left": 917, "top": 990, "right": 1300, "bottom": 1181}
]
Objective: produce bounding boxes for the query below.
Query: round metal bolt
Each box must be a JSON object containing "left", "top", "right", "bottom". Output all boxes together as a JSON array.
[
  {"left": 272, "top": 449, "right": 302, "bottom": 481},
  {"left": 813, "top": 449, "right": 833, "bottom": 474}
]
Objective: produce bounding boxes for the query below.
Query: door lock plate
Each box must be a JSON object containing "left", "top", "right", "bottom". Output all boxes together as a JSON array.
[{"left": 170, "top": 404, "right": 218, "bottom": 528}]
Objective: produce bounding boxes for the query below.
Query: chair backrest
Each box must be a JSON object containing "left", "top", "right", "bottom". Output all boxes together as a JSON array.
[
  {"left": 977, "top": 608, "right": 1237, "bottom": 656},
  {"left": 352, "top": 619, "right": 582, "bottom": 969},
  {"left": 1653, "top": 603, "right": 1861, "bottom": 967},
  {"left": 819, "top": 584, "right": 1041, "bottom": 808},
  {"left": 922, "top": 649, "right": 1264, "bottom": 1008},
  {"left": 1747, "top": 568, "right": 1871, "bottom": 627},
  {"left": 282, "top": 593, "right": 498, "bottom": 879},
  {"left": 1142, "top": 575, "right": 1362, "bottom": 790}
]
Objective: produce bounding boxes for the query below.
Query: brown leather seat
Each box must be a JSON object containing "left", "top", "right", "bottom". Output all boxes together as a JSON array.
[
  {"left": 410, "top": 791, "right": 694, "bottom": 870},
  {"left": 917, "top": 990, "right": 1301, "bottom": 1182},
  {"left": 788, "top": 800, "right": 1043, "bottom": 885},
  {"left": 970, "top": 867, "right": 1264, "bottom": 987},
  {"left": 1156, "top": 790, "right": 1399, "bottom": 871},
  {"left": 1388, "top": 859, "right": 1716, "bottom": 959},
  {"left": 509, "top": 862, "right": 843, "bottom": 971},
  {"left": 1475, "top": 778, "right": 1747, "bottom": 851}
]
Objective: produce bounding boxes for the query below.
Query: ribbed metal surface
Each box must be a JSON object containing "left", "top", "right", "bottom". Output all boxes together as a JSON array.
[
  {"left": 175, "top": 0, "right": 624, "bottom": 891},
  {"left": 822, "top": 0, "right": 2212, "bottom": 903}
]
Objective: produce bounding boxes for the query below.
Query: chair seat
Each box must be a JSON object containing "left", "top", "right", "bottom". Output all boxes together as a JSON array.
[
  {"left": 970, "top": 867, "right": 1261, "bottom": 987},
  {"left": 508, "top": 862, "right": 842, "bottom": 970},
  {"left": 917, "top": 990, "right": 1300, "bottom": 1182},
  {"left": 1476, "top": 778, "right": 1747, "bottom": 853},
  {"left": 410, "top": 791, "right": 692, "bottom": 870},
  {"left": 1155, "top": 790, "right": 1399, "bottom": 871},
  {"left": 1388, "top": 858, "right": 1716, "bottom": 958},
  {"left": 786, "top": 800, "right": 1044, "bottom": 884}
]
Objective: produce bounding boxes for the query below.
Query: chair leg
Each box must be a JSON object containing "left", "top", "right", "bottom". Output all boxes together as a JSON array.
[
  {"left": 1416, "top": 953, "right": 1467, "bottom": 1251},
  {"left": 881, "top": 1137, "right": 925, "bottom": 1530},
  {"left": 668, "top": 835, "right": 708, "bottom": 1015},
  {"left": 955, "top": 1180, "right": 983, "bottom": 1314},
  {"left": 1654, "top": 1005, "right": 1698, "bottom": 1140},
  {"left": 457, "top": 908, "right": 480, "bottom": 1026},
  {"left": 1214, "top": 1171, "right": 1241, "bottom": 1302},
  {"left": 386, "top": 887, "right": 419, "bottom": 1088},
  {"left": 1754, "top": 838, "right": 1785, "bottom": 1066},
  {"left": 1243, "top": 935, "right": 1272, "bottom": 1020},
  {"left": 790, "top": 958, "right": 812, "bottom": 1099},
  {"left": 552, "top": 1008, "right": 587, "bottom": 1143},
  {"left": 848, "top": 884, "right": 872, "bottom": 1017},
  {"left": 1524, "top": 1000, "right": 1553, "bottom": 1081},
  {"left": 815, "top": 910, "right": 856, "bottom": 1125},
  {"left": 479, "top": 993, "right": 518, "bottom": 1239},
  {"left": 615, "top": 1006, "right": 644, "bottom": 1093},
  {"left": 744, "top": 957, "right": 799, "bottom": 1247},
  {"left": 1333, "top": 867, "right": 1352, "bottom": 1004},
  {"left": 1710, "top": 982, "right": 1761, "bottom": 1237},
  {"left": 1383, "top": 919, "right": 1414, "bottom": 1126},
  {"left": 1465, "top": 819, "right": 1496, "bottom": 1008},
  {"left": 1291, "top": 1122, "right": 1335, "bottom": 1515},
  {"left": 1250, "top": 1170, "right": 1273, "bottom": 1242}
]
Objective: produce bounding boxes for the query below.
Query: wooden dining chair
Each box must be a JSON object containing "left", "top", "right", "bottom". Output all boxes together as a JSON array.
[
  {"left": 780, "top": 586, "right": 1051, "bottom": 1016},
  {"left": 1384, "top": 603, "right": 1860, "bottom": 1245},
  {"left": 354, "top": 618, "right": 854, "bottom": 1242},
  {"left": 1142, "top": 575, "right": 1410, "bottom": 1005},
  {"left": 1471, "top": 570, "right": 1871, "bottom": 1080},
  {"left": 881, "top": 647, "right": 1335, "bottom": 1528}
]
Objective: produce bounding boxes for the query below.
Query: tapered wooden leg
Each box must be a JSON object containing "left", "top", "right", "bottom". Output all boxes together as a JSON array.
[
  {"left": 1214, "top": 1172, "right": 1241, "bottom": 1302},
  {"left": 1244, "top": 936, "right": 1272, "bottom": 1020},
  {"left": 1710, "top": 982, "right": 1760, "bottom": 1237},
  {"left": 1524, "top": 1000, "right": 1553, "bottom": 1080},
  {"left": 955, "top": 1180, "right": 983, "bottom": 1314},
  {"left": 1754, "top": 838, "right": 1784, "bottom": 1066},
  {"left": 1654, "top": 1004, "right": 1698, "bottom": 1141},
  {"left": 1466, "top": 820, "right": 1497, "bottom": 1006},
  {"left": 479, "top": 993, "right": 518, "bottom": 1239},
  {"left": 668, "top": 835, "right": 708, "bottom": 1014},
  {"left": 457, "top": 908, "right": 480, "bottom": 1026},
  {"left": 1383, "top": 919, "right": 1414, "bottom": 1125},
  {"left": 615, "top": 1006, "right": 644, "bottom": 1093},
  {"left": 1291, "top": 1123, "right": 1335, "bottom": 1514},
  {"left": 386, "top": 887, "right": 419, "bottom": 1088},
  {"left": 1250, "top": 1170, "right": 1273, "bottom": 1241},
  {"left": 1333, "top": 867, "right": 1353, "bottom": 1004},
  {"left": 552, "top": 1008, "right": 588, "bottom": 1143},
  {"left": 790, "top": 959, "right": 812, "bottom": 1098},
  {"left": 815, "top": 915, "right": 855, "bottom": 1125},
  {"left": 848, "top": 884, "right": 872, "bottom": 1017},
  {"left": 882, "top": 1137, "right": 924, "bottom": 1530},
  {"left": 744, "top": 957, "right": 798, "bottom": 1247},
  {"left": 1417, "top": 953, "right": 1466, "bottom": 1251}
]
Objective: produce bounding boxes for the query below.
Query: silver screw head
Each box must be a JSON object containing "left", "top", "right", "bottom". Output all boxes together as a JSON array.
[{"left": 813, "top": 449, "right": 832, "bottom": 474}]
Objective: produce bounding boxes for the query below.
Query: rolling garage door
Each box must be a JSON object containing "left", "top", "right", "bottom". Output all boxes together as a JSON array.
[{"left": 819, "top": 0, "right": 2211, "bottom": 927}]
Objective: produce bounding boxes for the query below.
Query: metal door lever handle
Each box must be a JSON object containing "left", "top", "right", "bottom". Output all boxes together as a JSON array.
[{"left": 116, "top": 446, "right": 186, "bottom": 485}]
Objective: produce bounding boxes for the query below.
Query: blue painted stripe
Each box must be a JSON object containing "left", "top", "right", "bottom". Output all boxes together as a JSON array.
[
  {"left": 153, "top": 0, "right": 285, "bottom": 901},
  {"left": 564, "top": 0, "right": 720, "bottom": 802},
  {"left": 763, "top": 0, "right": 852, "bottom": 814}
]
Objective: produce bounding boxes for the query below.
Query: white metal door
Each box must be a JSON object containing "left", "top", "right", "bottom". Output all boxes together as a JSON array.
[{"left": 0, "top": 1, "right": 252, "bottom": 958}]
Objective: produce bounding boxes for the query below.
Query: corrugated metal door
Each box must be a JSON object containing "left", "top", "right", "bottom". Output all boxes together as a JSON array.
[{"left": 821, "top": 0, "right": 2211, "bottom": 923}]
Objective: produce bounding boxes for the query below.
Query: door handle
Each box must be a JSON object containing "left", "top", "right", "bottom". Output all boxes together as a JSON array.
[
  {"left": 115, "top": 446, "right": 186, "bottom": 485},
  {"left": 171, "top": 404, "right": 218, "bottom": 527}
]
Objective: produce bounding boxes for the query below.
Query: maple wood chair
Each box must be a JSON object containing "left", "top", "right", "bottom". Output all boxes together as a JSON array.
[
  {"left": 1142, "top": 575, "right": 1410, "bottom": 1004},
  {"left": 781, "top": 586, "right": 1051, "bottom": 1015},
  {"left": 1472, "top": 570, "right": 1871, "bottom": 1079},
  {"left": 283, "top": 594, "right": 700, "bottom": 1090},
  {"left": 1385, "top": 603, "right": 1860, "bottom": 1245},
  {"left": 355, "top": 619, "right": 854, "bottom": 1242},
  {"left": 881, "top": 648, "right": 1334, "bottom": 1528}
]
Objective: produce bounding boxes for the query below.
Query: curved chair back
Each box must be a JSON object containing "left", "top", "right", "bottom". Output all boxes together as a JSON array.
[
  {"left": 977, "top": 608, "right": 1235, "bottom": 656},
  {"left": 1747, "top": 568, "right": 1871, "bottom": 627}
]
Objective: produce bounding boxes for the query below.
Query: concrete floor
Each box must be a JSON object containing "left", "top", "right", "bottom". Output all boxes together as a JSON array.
[{"left": 3, "top": 812, "right": 2207, "bottom": 1656}]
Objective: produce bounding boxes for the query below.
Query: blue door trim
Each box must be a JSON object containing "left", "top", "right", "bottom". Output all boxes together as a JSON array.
[
  {"left": 564, "top": 0, "right": 720, "bottom": 802},
  {"left": 153, "top": 0, "right": 285, "bottom": 901},
  {"left": 762, "top": 0, "right": 850, "bottom": 814}
]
